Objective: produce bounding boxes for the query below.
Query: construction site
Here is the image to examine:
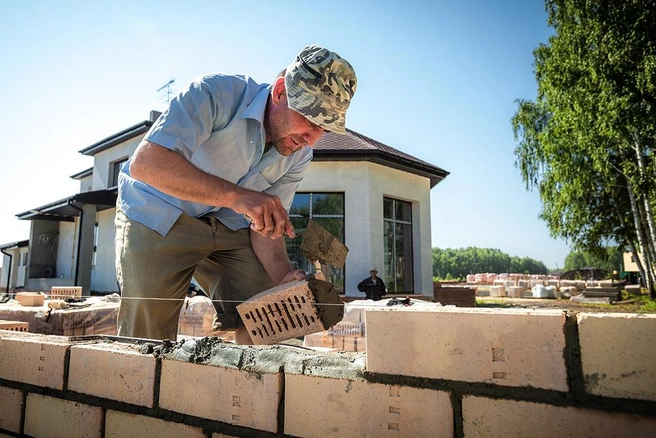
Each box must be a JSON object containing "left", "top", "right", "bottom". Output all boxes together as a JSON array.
[{"left": 1, "top": 273, "right": 656, "bottom": 436}]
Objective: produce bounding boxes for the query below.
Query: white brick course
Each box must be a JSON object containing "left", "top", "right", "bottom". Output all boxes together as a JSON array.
[
  {"left": 366, "top": 307, "right": 568, "bottom": 391},
  {"left": 284, "top": 373, "right": 453, "bottom": 437},
  {"left": 105, "top": 410, "right": 205, "bottom": 437},
  {"left": 0, "top": 386, "right": 23, "bottom": 433},
  {"left": 68, "top": 342, "right": 157, "bottom": 407},
  {"left": 24, "top": 393, "right": 103, "bottom": 438},
  {"left": 0, "top": 336, "right": 70, "bottom": 390},
  {"left": 159, "top": 359, "right": 282, "bottom": 433},
  {"left": 463, "top": 395, "right": 656, "bottom": 437},
  {"left": 577, "top": 312, "right": 656, "bottom": 401}
]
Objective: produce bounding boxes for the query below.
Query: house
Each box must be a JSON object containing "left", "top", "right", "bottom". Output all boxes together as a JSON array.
[
  {"left": 3, "top": 111, "right": 449, "bottom": 298},
  {"left": 0, "top": 240, "right": 29, "bottom": 293}
]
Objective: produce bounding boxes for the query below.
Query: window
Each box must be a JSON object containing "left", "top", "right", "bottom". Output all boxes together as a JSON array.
[
  {"left": 20, "top": 252, "right": 28, "bottom": 266},
  {"left": 383, "top": 197, "right": 414, "bottom": 293},
  {"left": 286, "top": 193, "right": 345, "bottom": 292},
  {"left": 110, "top": 158, "right": 128, "bottom": 188}
]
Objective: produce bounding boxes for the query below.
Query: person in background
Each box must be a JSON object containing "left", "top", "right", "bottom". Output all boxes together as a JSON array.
[
  {"left": 114, "top": 45, "right": 357, "bottom": 342},
  {"left": 357, "top": 267, "right": 386, "bottom": 301}
]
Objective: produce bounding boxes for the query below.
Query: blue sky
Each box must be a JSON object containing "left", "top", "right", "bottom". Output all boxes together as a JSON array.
[{"left": 0, "top": 0, "right": 572, "bottom": 269}]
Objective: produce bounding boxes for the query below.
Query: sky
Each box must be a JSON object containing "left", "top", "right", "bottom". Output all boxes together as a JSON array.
[{"left": 0, "top": 0, "right": 572, "bottom": 269}]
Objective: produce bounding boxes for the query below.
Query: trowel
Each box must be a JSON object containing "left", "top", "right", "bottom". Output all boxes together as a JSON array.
[{"left": 298, "top": 219, "right": 348, "bottom": 281}]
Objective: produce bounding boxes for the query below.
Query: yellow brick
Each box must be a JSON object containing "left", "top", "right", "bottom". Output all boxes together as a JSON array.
[
  {"left": 0, "top": 335, "right": 70, "bottom": 390},
  {"left": 68, "top": 343, "right": 157, "bottom": 407},
  {"left": 284, "top": 373, "right": 453, "bottom": 437},
  {"left": 463, "top": 396, "right": 656, "bottom": 437},
  {"left": 0, "top": 386, "right": 23, "bottom": 433},
  {"left": 366, "top": 307, "right": 568, "bottom": 391},
  {"left": 160, "top": 359, "right": 282, "bottom": 433},
  {"left": 105, "top": 410, "right": 205, "bottom": 437},
  {"left": 24, "top": 393, "right": 103, "bottom": 438},
  {"left": 578, "top": 313, "right": 656, "bottom": 401}
]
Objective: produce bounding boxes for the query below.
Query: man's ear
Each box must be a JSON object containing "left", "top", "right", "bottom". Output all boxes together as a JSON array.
[{"left": 272, "top": 76, "right": 286, "bottom": 104}]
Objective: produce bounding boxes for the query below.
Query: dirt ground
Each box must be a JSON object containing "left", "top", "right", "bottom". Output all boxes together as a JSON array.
[{"left": 475, "top": 296, "right": 654, "bottom": 314}]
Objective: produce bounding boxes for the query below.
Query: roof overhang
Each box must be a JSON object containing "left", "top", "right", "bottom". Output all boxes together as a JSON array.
[
  {"left": 16, "top": 189, "right": 118, "bottom": 222},
  {"left": 78, "top": 121, "right": 152, "bottom": 156},
  {"left": 0, "top": 240, "right": 29, "bottom": 250},
  {"left": 312, "top": 149, "right": 450, "bottom": 188}
]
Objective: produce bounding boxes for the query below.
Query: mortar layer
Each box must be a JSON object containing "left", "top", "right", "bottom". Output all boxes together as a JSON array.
[{"left": 149, "top": 337, "right": 365, "bottom": 380}]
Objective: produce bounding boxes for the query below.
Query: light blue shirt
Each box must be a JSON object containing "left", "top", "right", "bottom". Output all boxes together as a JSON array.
[{"left": 117, "top": 73, "right": 313, "bottom": 236}]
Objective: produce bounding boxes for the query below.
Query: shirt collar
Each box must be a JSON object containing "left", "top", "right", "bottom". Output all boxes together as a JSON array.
[{"left": 237, "top": 84, "right": 271, "bottom": 123}]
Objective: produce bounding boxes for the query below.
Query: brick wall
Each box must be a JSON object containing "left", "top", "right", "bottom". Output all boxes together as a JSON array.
[{"left": 1, "top": 308, "right": 656, "bottom": 437}]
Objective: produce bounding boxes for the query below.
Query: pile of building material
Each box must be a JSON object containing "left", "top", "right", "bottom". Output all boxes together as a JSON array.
[
  {"left": 433, "top": 282, "right": 476, "bottom": 306},
  {"left": 572, "top": 284, "right": 623, "bottom": 303}
]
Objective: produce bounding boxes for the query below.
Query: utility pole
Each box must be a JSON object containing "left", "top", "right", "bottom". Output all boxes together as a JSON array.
[{"left": 157, "top": 79, "right": 175, "bottom": 104}]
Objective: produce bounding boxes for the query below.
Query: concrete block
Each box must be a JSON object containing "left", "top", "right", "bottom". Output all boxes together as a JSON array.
[
  {"left": 105, "top": 410, "right": 205, "bottom": 438},
  {"left": 0, "top": 386, "right": 23, "bottom": 433},
  {"left": 0, "top": 335, "right": 70, "bottom": 390},
  {"left": 68, "top": 342, "right": 157, "bottom": 407},
  {"left": 24, "top": 393, "right": 103, "bottom": 438},
  {"left": 284, "top": 373, "right": 453, "bottom": 437},
  {"left": 577, "top": 312, "right": 656, "bottom": 401},
  {"left": 463, "top": 395, "right": 656, "bottom": 437},
  {"left": 366, "top": 307, "right": 568, "bottom": 391},
  {"left": 159, "top": 359, "right": 282, "bottom": 433}
]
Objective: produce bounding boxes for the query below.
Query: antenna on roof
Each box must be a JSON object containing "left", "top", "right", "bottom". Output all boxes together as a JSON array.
[{"left": 157, "top": 79, "right": 175, "bottom": 104}]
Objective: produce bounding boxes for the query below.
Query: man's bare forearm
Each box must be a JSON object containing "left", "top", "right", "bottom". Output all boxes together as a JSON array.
[
  {"left": 130, "top": 141, "right": 295, "bottom": 238},
  {"left": 251, "top": 231, "right": 304, "bottom": 285},
  {"left": 130, "top": 141, "right": 242, "bottom": 208}
]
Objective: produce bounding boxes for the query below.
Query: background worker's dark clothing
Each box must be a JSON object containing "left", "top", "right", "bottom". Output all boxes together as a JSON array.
[{"left": 357, "top": 277, "right": 386, "bottom": 301}]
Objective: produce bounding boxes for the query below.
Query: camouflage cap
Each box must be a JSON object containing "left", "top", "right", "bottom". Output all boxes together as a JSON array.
[{"left": 285, "top": 45, "right": 357, "bottom": 134}]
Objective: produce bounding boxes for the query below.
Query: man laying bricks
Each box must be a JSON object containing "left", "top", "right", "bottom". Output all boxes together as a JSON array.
[{"left": 114, "top": 45, "right": 357, "bottom": 342}]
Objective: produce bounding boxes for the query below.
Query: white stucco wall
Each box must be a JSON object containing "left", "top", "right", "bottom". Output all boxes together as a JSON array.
[
  {"left": 91, "top": 209, "right": 119, "bottom": 292},
  {"left": 299, "top": 161, "right": 433, "bottom": 297},
  {"left": 79, "top": 175, "right": 93, "bottom": 193},
  {"left": 56, "top": 221, "right": 77, "bottom": 280},
  {"left": 91, "top": 136, "right": 142, "bottom": 190}
]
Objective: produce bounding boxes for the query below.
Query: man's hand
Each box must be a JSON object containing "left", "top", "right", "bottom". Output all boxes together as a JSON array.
[
  {"left": 231, "top": 189, "right": 296, "bottom": 239},
  {"left": 279, "top": 269, "right": 306, "bottom": 284}
]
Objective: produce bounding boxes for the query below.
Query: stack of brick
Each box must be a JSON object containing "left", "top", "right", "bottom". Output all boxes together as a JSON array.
[{"left": 433, "top": 282, "right": 476, "bottom": 306}]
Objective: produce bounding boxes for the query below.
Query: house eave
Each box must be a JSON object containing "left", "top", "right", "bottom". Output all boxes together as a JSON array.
[
  {"left": 16, "top": 189, "right": 118, "bottom": 222},
  {"left": 78, "top": 121, "right": 153, "bottom": 156},
  {"left": 312, "top": 150, "right": 450, "bottom": 188}
]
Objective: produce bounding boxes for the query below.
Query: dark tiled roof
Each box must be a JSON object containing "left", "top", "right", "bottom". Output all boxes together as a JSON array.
[
  {"left": 77, "top": 113, "right": 449, "bottom": 188},
  {"left": 314, "top": 129, "right": 449, "bottom": 188}
]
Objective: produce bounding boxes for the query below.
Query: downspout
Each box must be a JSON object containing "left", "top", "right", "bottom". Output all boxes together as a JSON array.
[
  {"left": 69, "top": 200, "right": 83, "bottom": 286},
  {"left": 0, "top": 247, "right": 12, "bottom": 298}
]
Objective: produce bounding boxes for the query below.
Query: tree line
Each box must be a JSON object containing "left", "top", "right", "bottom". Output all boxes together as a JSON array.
[
  {"left": 432, "top": 247, "right": 548, "bottom": 280},
  {"left": 433, "top": 246, "right": 626, "bottom": 281}
]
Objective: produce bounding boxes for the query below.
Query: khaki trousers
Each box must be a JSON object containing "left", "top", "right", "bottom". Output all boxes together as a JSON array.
[{"left": 115, "top": 208, "right": 274, "bottom": 340}]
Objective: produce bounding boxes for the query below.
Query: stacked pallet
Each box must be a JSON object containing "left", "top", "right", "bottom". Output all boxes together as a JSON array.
[{"left": 580, "top": 285, "right": 622, "bottom": 302}]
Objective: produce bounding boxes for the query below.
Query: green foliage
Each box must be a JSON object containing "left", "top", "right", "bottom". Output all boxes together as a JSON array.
[
  {"left": 563, "top": 246, "right": 624, "bottom": 272},
  {"left": 432, "top": 247, "right": 548, "bottom": 279},
  {"left": 512, "top": 0, "right": 656, "bottom": 295}
]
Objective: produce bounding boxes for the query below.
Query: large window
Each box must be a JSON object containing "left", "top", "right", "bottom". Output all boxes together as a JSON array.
[
  {"left": 383, "top": 197, "right": 414, "bottom": 293},
  {"left": 287, "top": 193, "right": 345, "bottom": 292}
]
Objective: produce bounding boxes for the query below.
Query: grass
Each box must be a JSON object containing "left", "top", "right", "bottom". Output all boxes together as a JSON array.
[{"left": 623, "top": 290, "right": 656, "bottom": 313}]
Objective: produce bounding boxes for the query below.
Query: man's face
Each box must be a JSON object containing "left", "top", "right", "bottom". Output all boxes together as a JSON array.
[
  {"left": 266, "top": 79, "right": 325, "bottom": 156},
  {"left": 370, "top": 271, "right": 377, "bottom": 277}
]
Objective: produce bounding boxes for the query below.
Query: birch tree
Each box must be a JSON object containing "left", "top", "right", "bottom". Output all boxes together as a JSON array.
[{"left": 512, "top": 0, "right": 656, "bottom": 296}]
